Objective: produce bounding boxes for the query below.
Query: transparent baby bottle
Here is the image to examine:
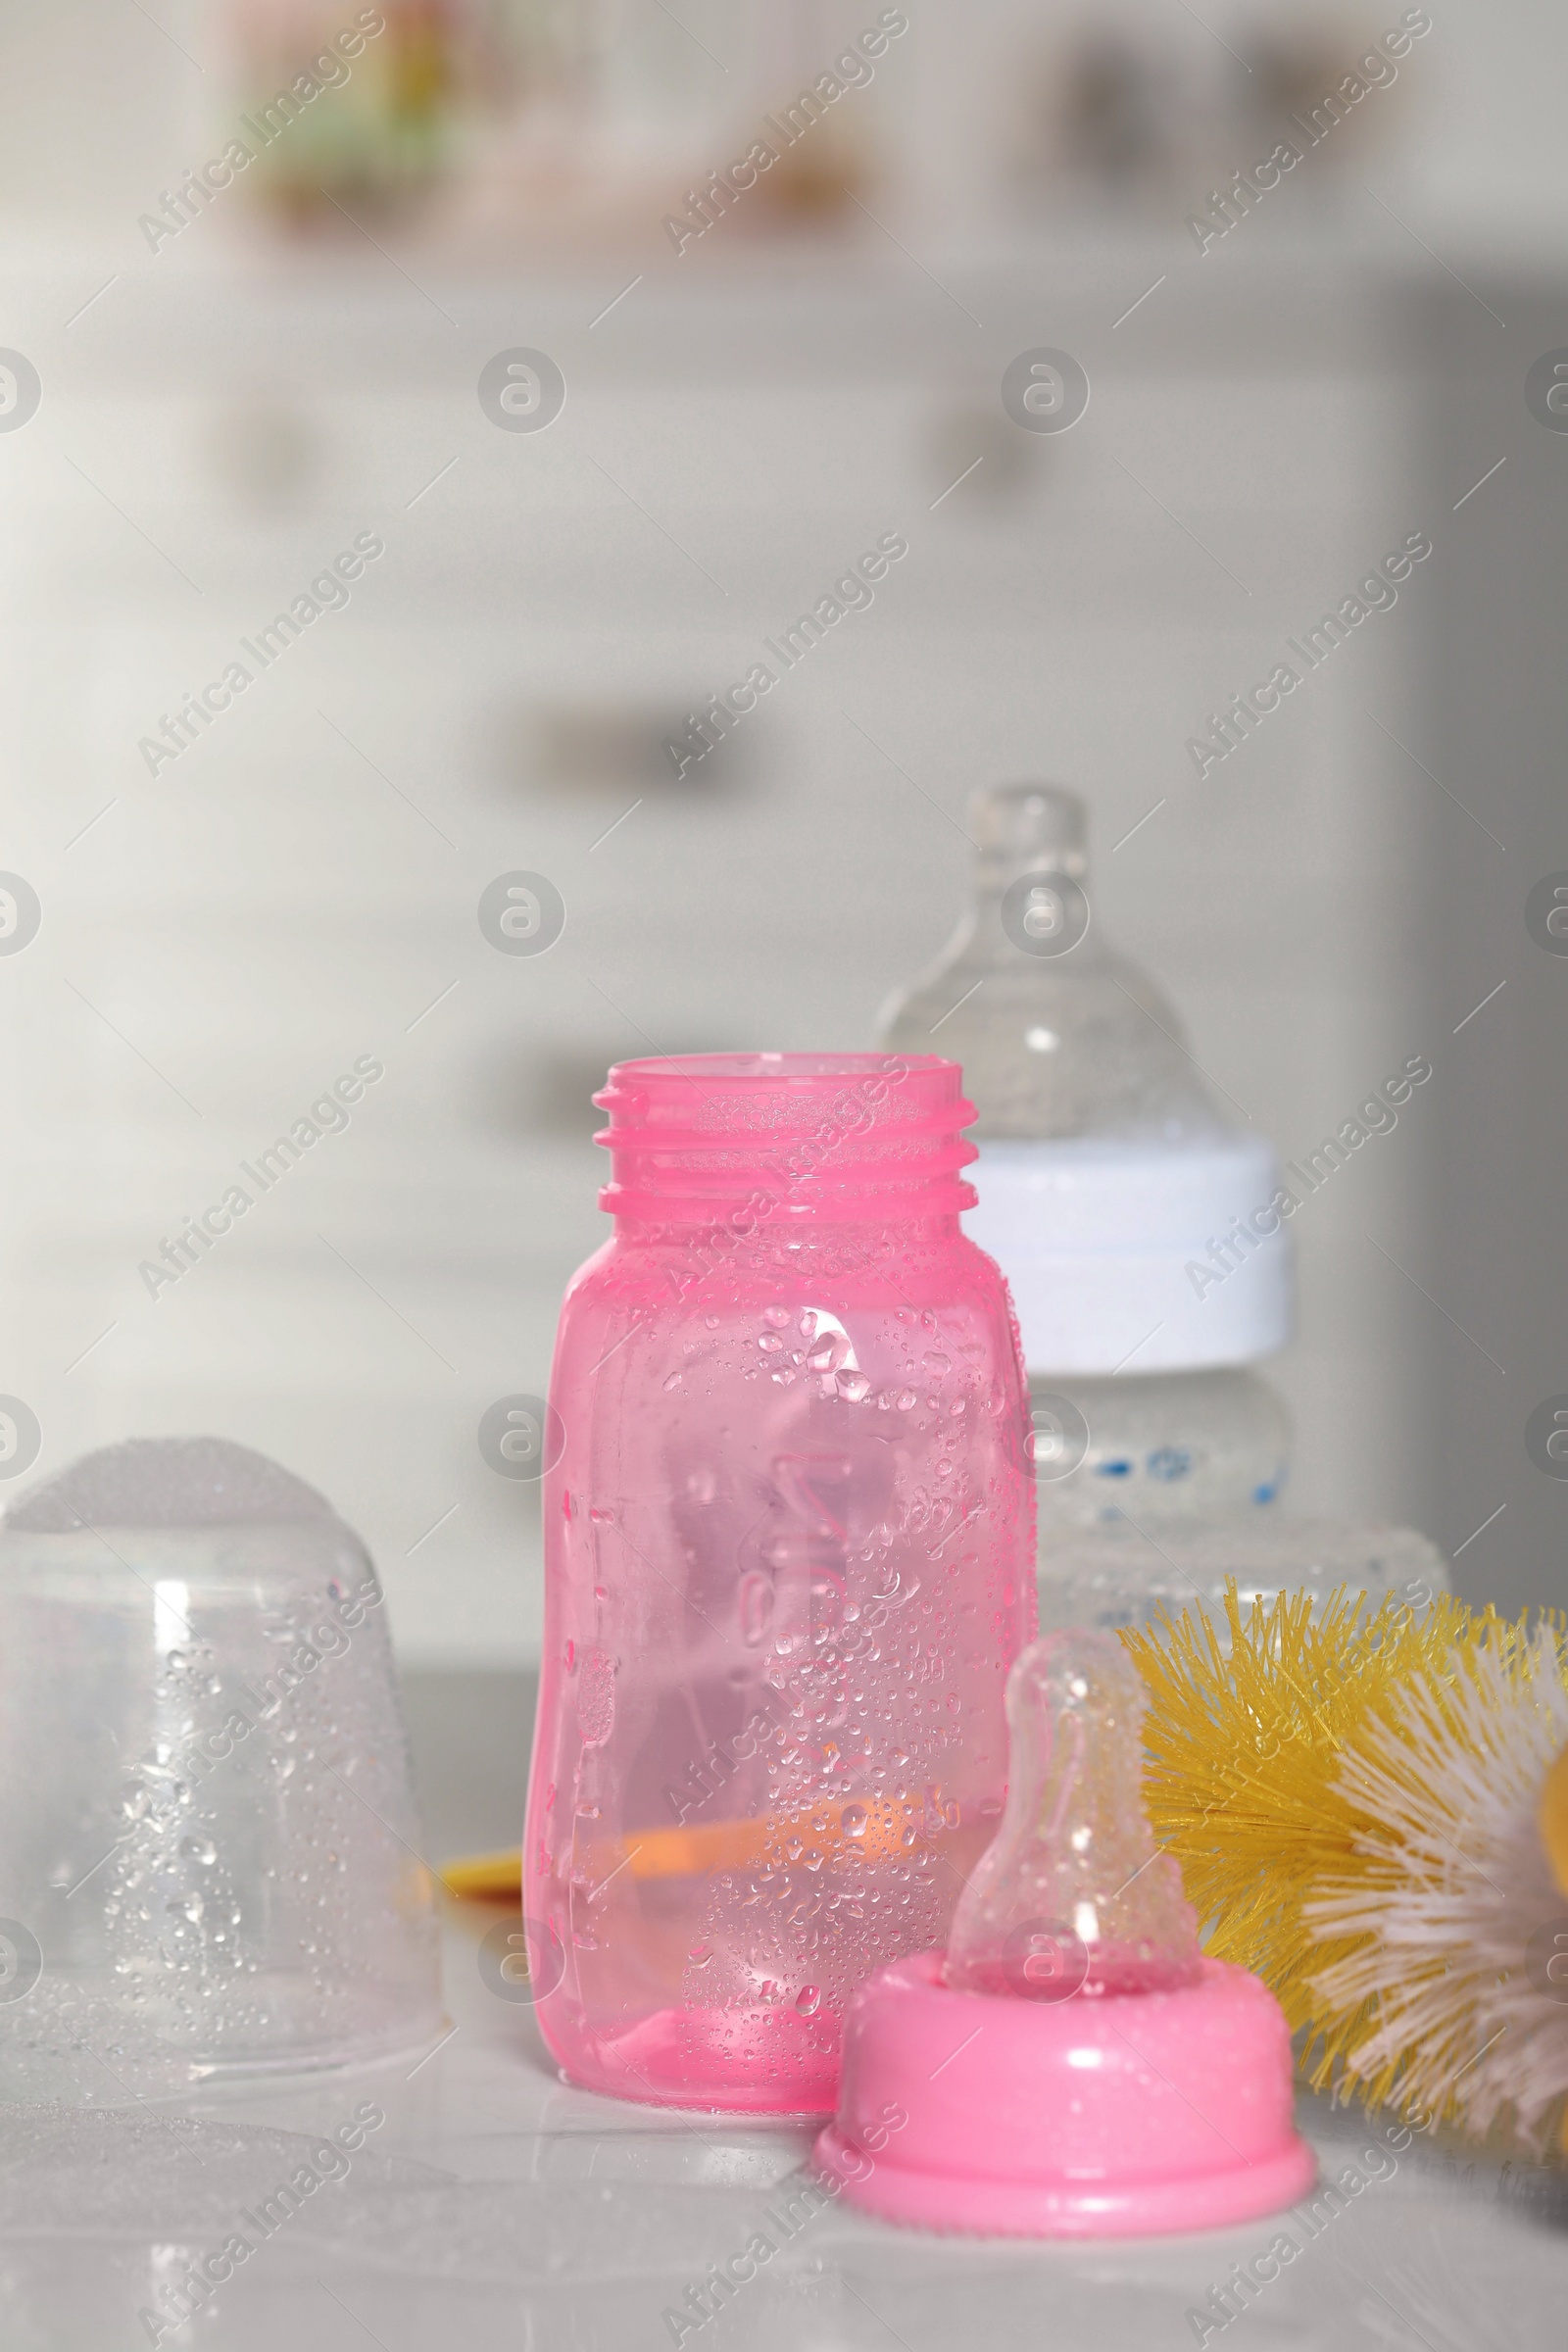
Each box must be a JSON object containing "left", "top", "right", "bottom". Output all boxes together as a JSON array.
[
  {"left": 523, "top": 1053, "right": 1036, "bottom": 2112},
  {"left": 877, "top": 783, "right": 1446, "bottom": 1633}
]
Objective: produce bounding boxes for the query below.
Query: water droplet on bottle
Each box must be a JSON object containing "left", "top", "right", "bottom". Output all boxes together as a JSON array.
[
  {"left": 738, "top": 1570, "right": 774, "bottom": 1645},
  {"left": 179, "top": 1836, "right": 217, "bottom": 1865},
  {"left": 762, "top": 1306, "right": 791, "bottom": 1328},
  {"left": 842, "top": 1803, "right": 867, "bottom": 1838},
  {"left": 896, "top": 1391, "right": 916, "bottom": 1411},
  {"left": 795, "top": 1984, "right": 821, "bottom": 2016}
]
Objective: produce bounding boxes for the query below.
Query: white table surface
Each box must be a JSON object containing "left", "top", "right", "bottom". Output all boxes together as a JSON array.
[
  {"left": 2, "top": 1889, "right": 1563, "bottom": 2352},
  {"left": 3, "top": 1668, "right": 1561, "bottom": 2350}
]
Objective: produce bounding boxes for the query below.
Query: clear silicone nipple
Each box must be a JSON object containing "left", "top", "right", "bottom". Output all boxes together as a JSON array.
[{"left": 945, "top": 1631, "right": 1201, "bottom": 2000}]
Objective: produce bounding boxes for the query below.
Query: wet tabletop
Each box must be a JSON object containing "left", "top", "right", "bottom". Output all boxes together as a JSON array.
[{"left": 2, "top": 1893, "right": 1563, "bottom": 2352}]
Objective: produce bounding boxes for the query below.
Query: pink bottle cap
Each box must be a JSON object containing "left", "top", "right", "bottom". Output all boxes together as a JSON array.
[{"left": 814, "top": 1633, "right": 1315, "bottom": 2234}]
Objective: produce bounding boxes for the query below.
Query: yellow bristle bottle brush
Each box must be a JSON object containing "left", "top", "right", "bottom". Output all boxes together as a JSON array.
[{"left": 1121, "top": 1585, "right": 1568, "bottom": 2156}]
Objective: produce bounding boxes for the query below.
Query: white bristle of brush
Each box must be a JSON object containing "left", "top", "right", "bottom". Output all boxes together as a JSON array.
[{"left": 1305, "top": 1626, "right": 1568, "bottom": 2152}]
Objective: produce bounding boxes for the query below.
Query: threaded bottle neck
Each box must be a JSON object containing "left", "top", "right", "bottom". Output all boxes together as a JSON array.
[{"left": 595, "top": 1054, "right": 978, "bottom": 1227}]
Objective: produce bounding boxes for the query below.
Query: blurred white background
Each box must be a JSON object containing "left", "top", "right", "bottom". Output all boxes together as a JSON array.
[{"left": 0, "top": 0, "right": 1564, "bottom": 1663}]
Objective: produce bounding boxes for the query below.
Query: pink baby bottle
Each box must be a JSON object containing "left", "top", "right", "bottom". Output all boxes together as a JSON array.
[{"left": 523, "top": 1053, "right": 1036, "bottom": 2112}]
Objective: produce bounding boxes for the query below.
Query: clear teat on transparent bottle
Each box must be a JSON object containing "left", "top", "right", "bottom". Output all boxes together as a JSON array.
[
  {"left": 523, "top": 1054, "right": 1036, "bottom": 2113},
  {"left": 878, "top": 781, "right": 1226, "bottom": 1147},
  {"left": 876, "top": 781, "right": 1294, "bottom": 1534}
]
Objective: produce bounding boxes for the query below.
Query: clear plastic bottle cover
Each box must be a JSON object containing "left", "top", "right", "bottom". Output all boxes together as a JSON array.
[
  {"left": 0, "top": 1439, "right": 441, "bottom": 2098},
  {"left": 524, "top": 1054, "right": 1037, "bottom": 2112}
]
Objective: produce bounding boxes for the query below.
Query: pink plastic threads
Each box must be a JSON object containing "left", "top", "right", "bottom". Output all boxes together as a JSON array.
[{"left": 523, "top": 1054, "right": 1036, "bottom": 2113}]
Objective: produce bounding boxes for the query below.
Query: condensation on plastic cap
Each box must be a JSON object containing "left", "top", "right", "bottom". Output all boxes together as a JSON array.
[
  {"left": 966, "top": 1134, "right": 1293, "bottom": 1375},
  {"left": 1, "top": 1437, "right": 338, "bottom": 1533}
]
